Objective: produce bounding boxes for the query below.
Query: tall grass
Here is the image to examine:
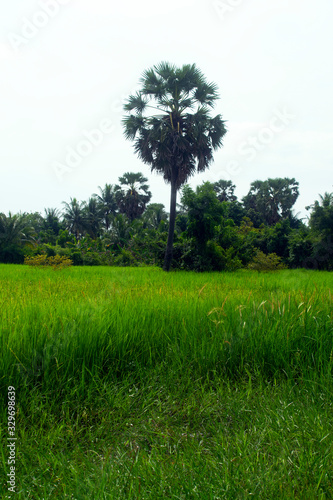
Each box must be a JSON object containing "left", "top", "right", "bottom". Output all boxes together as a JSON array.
[
  {"left": 2, "top": 267, "right": 332, "bottom": 391},
  {"left": 1, "top": 266, "right": 333, "bottom": 498}
]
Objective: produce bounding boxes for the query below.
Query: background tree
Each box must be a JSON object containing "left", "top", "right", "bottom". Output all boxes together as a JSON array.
[
  {"left": 0, "top": 212, "right": 35, "bottom": 263},
  {"left": 180, "top": 182, "right": 241, "bottom": 271},
  {"left": 62, "top": 198, "right": 86, "bottom": 240},
  {"left": 243, "top": 178, "right": 299, "bottom": 226},
  {"left": 213, "top": 180, "right": 237, "bottom": 202},
  {"left": 44, "top": 208, "right": 61, "bottom": 233},
  {"left": 123, "top": 62, "right": 227, "bottom": 271},
  {"left": 95, "top": 184, "right": 118, "bottom": 231},
  {"left": 305, "top": 192, "right": 333, "bottom": 270},
  {"left": 115, "top": 172, "right": 152, "bottom": 221},
  {"left": 40, "top": 208, "right": 62, "bottom": 244},
  {"left": 181, "top": 182, "right": 225, "bottom": 248},
  {"left": 83, "top": 197, "right": 101, "bottom": 239},
  {"left": 223, "top": 200, "right": 246, "bottom": 226},
  {"left": 142, "top": 203, "right": 168, "bottom": 230},
  {"left": 308, "top": 192, "right": 333, "bottom": 236}
]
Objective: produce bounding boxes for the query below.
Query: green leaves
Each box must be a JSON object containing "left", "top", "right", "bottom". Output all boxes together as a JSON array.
[
  {"left": 242, "top": 178, "right": 300, "bottom": 226},
  {"left": 115, "top": 172, "right": 152, "bottom": 221},
  {"left": 123, "top": 92, "right": 147, "bottom": 113}
]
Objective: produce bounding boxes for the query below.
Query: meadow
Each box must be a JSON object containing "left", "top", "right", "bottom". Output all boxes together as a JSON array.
[{"left": 1, "top": 265, "right": 333, "bottom": 499}]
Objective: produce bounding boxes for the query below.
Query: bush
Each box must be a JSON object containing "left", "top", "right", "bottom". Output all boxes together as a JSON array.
[
  {"left": 248, "top": 250, "right": 287, "bottom": 271},
  {"left": 82, "top": 251, "right": 102, "bottom": 266},
  {"left": 113, "top": 249, "right": 140, "bottom": 267},
  {"left": 24, "top": 254, "right": 72, "bottom": 270},
  {"left": 0, "top": 244, "right": 25, "bottom": 264}
]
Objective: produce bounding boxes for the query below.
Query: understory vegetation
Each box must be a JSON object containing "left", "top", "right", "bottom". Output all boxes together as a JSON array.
[
  {"left": 1, "top": 266, "right": 333, "bottom": 498},
  {"left": 1, "top": 177, "right": 333, "bottom": 272}
]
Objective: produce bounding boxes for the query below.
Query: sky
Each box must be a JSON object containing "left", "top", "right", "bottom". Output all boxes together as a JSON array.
[{"left": 1, "top": 0, "right": 332, "bottom": 222}]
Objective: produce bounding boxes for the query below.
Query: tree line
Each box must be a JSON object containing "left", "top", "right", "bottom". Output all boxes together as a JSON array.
[{"left": 1, "top": 173, "right": 332, "bottom": 271}]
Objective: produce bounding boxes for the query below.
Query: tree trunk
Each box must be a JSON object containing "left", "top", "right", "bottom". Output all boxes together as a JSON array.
[{"left": 163, "top": 177, "right": 177, "bottom": 271}]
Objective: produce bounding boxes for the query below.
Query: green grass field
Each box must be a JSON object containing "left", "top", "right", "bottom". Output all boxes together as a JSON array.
[{"left": 1, "top": 265, "right": 333, "bottom": 499}]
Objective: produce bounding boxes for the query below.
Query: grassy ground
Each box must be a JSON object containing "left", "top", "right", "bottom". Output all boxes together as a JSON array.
[{"left": 1, "top": 265, "right": 333, "bottom": 499}]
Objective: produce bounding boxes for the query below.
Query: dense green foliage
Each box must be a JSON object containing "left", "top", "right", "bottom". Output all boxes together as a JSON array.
[
  {"left": 0, "top": 173, "right": 332, "bottom": 271},
  {"left": 1, "top": 267, "right": 333, "bottom": 498}
]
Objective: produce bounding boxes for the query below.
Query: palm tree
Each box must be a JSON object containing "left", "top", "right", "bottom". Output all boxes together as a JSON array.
[
  {"left": 62, "top": 198, "right": 86, "bottom": 240},
  {"left": 94, "top": 184, "right": 118, "bottom": 231},
  {"left": 44, "top": 208, "right": 62, "bottom": 233},
  {"left": 143, "top": 203, "right": 168, "bottom": 230},
  {"left": 309, "top": 192, "right": 333, "bottom": 235},
  {"left": 123, "top": 62, "right": 227, "bottom": 270},
  {"left": 83, "top": 197, "right": 102, "bottom": 239},
  {"left": 115, "top": 172, "right": 152, "bottom": 221},
  {"left": 0, "top": 212, "right": 35, "bottom": 246},
  {"left": 213, "top": 180, "right": 237, "bottom": 202}
]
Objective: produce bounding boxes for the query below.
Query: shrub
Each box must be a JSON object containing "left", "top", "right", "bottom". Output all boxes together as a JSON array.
[
  {"left": 24, "top": 254, "right": 72, "bottom": 270},
  {"left": 247, "top": 250, "right": 287, "bottom": 271},
  {"left": 82, "top": 251, "right": 102, "bottom": 266},
  {"left": 113, "top": 249, "right": 140, "bottom": 267}
]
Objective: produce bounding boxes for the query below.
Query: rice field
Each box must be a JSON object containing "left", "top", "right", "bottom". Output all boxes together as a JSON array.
[{"left": 1, "top": 265, "right": 333, "bottom": 499}]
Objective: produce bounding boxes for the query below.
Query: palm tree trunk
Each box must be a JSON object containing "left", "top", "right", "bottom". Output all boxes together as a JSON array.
[{"left": 163, "top": 177, "right": 177, "bottom": 271}]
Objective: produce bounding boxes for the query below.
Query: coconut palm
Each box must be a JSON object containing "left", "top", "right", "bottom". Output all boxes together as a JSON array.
[
  {"left": 95, "top": 184, "right": 118, "bottom": 231},
  {"left": 83, "top": 197, "right": 102, "bottom": 239},
  {"left": 308, "top": 192, "right": 333, "bottom": 235},
  {"left": 43, "top": 208, "right": 62, "bottom": 236},
  {"left": 0, "top": 212, "right": 35, "bottom": 246},
  {"left": 62, "top": 198, "right": 86, "bottom": 240},
  {"left": 143, "top": 203, "right": 168, "bottom": 230},
  {"left": 123, "top": 62, "right": 227, "bottom": 270},
  {"left": 114, "top": 172, "right": 152, "bottom": 221}
]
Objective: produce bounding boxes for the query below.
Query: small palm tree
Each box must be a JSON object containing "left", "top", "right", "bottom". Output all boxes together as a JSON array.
[
  {"left": 143, "top": 203, "right": 168, "bottom": 230},
  {"left": 83, "top": 197, "right": 102, "bottom": 239},
  {"left": 62, "top": 198, "right": 86, "bottom": 240},
  {"left": 214, "top": 180, "right": 237, "bottom": 202},
  {"left": 44, "top": 208, "right": 62, "bottom": 233},
  {"left": 123, "top": 62, "right": 227, "bottom": 270},
  {"left": 0, "top": 212, "right": 35, "bottom": 246},
  {"left": 95, "top": 184, "right": 118, "bottom": 231},
  {"left": 115, "top": 172, "right": 152, "bottom": 221}
]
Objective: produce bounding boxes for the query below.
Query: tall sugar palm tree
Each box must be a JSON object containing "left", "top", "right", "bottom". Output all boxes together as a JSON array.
[{"left": 123, "top": 62, "right": 227, "bottom": 271}]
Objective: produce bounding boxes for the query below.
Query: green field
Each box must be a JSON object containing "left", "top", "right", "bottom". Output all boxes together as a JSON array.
[{"left": 1, "top": 265, "right": 333, "bottom": 499}]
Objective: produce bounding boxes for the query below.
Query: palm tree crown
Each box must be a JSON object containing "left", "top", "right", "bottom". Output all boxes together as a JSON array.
[
  {"left": 115, "top": 172, "right": 152, "bottom": 221},
  {"left": 123, "top": 62, "right": 227, "bottom": 270},
  {"left": 95, "top": 184, "right": 117, "bottom": 231},
  {"left": 62, "top": 198, "right": 86, "bottom": 240}
]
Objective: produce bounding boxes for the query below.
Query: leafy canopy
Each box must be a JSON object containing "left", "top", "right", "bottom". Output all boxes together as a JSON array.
[{"left": 123, "top": 62, "right": 227, "bottom": 189}]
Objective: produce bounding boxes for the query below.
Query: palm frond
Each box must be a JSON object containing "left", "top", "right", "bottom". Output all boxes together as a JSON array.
[{"left": 124, "top": 92, "right": 147, "bottom": 112}]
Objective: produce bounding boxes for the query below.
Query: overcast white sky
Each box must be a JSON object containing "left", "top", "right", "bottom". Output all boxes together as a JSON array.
[{"left": 1, "top": 0, "right": 332, "bottom": 221}]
